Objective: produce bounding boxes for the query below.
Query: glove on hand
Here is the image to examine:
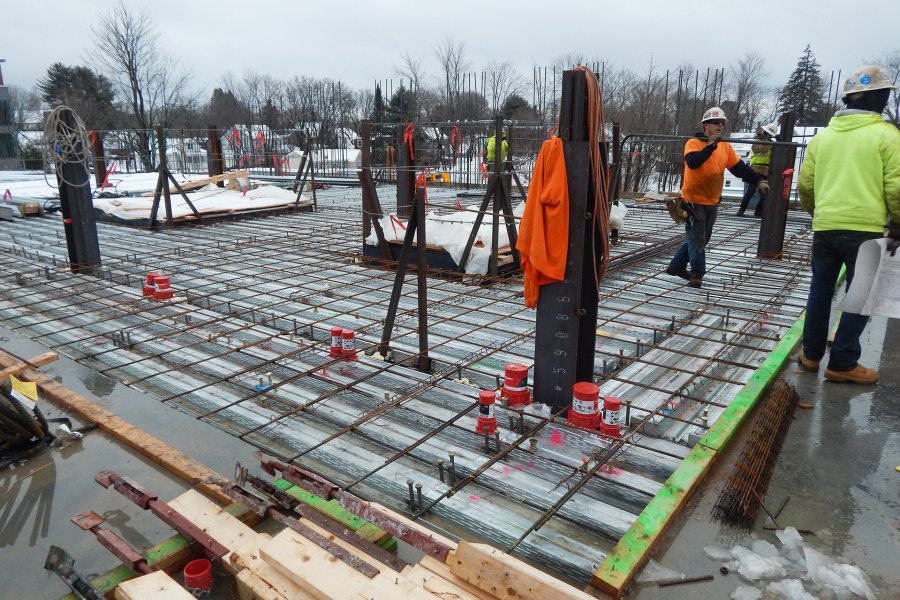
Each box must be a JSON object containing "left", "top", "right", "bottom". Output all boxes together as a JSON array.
[
  {"left": 888, "top": 226, "right": 900, "bottom": 257},
  {"left": 757, "top": 180, "right": 770, "bottom": 195}
]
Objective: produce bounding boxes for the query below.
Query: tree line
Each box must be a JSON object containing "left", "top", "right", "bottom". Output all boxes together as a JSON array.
[{"left": 7, "top": 0, "right": 899, "bottom": 168}]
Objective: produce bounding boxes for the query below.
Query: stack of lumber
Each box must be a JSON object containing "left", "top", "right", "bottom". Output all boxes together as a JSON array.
[{"left": 115, "top": 489, "right": 596, "bottom": 600}]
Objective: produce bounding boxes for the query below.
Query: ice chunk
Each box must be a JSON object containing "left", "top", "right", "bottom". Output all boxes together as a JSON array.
[
  {"left": 732, "top": 545, "right": 786, "bottom": 581},
  {"left": 775, "top": 527, "right": 803, "bottom": 552},
  {"left": 803, "top": 547, "right": 875, "bottom": 600},
  {"left": 704, "top": 544, "right": 733, "bottom": 562},
  {"left": 636, "top": 558, "right": 683, "bottom": 584},
  {"left": 766, "top": 579, "right": 816, "bottom": 600},
  {"left": 751, "top": 539, "right": 780, "bottom": 559},
  {"left": 731, "top": 586, "right": 762, "bottom": 600}
]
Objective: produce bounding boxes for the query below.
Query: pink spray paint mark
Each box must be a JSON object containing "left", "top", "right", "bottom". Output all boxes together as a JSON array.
[
  {"left": 468, "top": 495, "right": 480, "bottom": 501},
  {"left": 502, "top": 466, "right": 512, "bottom": 474},
  {"left": 549, "top": 428, "right": 563, "bottom": 446},
  {"left": 2, "top": 189, "right": 11, "bottom": 201}
]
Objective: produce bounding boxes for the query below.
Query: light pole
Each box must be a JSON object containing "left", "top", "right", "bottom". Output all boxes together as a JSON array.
[{"left": 0, "top": 59, "right": 6, "bottom": 86}]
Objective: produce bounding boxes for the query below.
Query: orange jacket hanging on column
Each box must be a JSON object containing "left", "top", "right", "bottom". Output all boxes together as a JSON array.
[{"left": 516, "top": 136, "right": 569, "bottom": 308}]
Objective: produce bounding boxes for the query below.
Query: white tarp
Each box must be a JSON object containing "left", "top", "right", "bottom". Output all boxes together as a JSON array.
[{"left": 839, "top": 237, "right": 900, "bottom": 319}]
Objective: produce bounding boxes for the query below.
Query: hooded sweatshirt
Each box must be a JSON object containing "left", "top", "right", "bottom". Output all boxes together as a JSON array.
[{"left": 798, "top": 111, "right": 900, "bottom": 232}]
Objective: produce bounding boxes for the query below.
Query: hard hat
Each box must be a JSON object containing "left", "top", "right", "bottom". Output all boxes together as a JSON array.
[
  {"left": 761, "top": 122, "right": 779, "bottom": 138},
  {"left": 842, "top": 65, "right": 896, "bottom": 96},
  {"left": 701, "top": 106, "right": 727, "bottom": 123}
]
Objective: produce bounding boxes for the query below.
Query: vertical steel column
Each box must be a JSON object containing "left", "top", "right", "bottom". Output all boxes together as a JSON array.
[
  {"left": 206, "top": 126, "right": 224, "bottom": 184},
  {"left": 56, "top": 109, "right": 101, "bottom": 275},
  {"left": 533, "top": 69, "right": 600, "bottom": 412},
  {"left": 90, "top": 131, "right": 106, "bottom": 190},
  {"left": 396, "top": 126, "right": 415, "bottom": 219},
  {"left": 360, "top": 121, "right": 373, "bottom": 240},
  {"left": 758, "top": 112, "right": 797, "bottom": 259}
]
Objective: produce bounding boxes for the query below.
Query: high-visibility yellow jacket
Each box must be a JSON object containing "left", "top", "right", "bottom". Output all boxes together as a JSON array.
[
  {"left": 486, "top": 136, "right": 508, "bottom": 163},
  {"left": 798, "top": 111, "right": 900, "bottom": 232}
]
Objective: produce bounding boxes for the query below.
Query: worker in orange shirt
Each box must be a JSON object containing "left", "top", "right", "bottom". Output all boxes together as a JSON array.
[{"left": 666, "top": 107, "right": 769, "bottom": 288}]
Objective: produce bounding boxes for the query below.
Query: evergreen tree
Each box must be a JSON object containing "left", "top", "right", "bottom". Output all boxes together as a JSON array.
[
  {"left": 37, "top": 63, "right": 118, "bottom": 127},
  {"left": 386, "top": 86, "right": 416, "bottom": 123},
  {"left": 500, "top": 93, "right": 534, "bottom": 119},
  {"left": 778, "top": 45, "right": 828, "bottom": 126},
  {"left": 372, "top": 85, "right": 385, "bottom": 123},
  {"left": 207, "top": 88, "right": 243, "bottom": 128}
]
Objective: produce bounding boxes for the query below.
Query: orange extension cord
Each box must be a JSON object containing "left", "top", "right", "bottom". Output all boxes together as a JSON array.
[{"left": 573, "top": 65, "right": 611, "bottom": 289}]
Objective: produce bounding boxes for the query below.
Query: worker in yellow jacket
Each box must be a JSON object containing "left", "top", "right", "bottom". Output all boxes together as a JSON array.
[
  {"left": 797, "top": 65, "right": 900, "bottom": 385},
  {"left": 737, "top": 122, "right": 779, "bottom": 217},
  {"left": 485, "top": 132, "right": 508, "bottom": 167}
]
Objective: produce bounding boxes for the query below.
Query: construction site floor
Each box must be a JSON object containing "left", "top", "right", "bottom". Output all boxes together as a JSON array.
[
  {"left": 632, "top": 315, "right": 900, "bottom": 598},
  {"left": 2, "top": 315, "right": 897, "bottom": 599}
]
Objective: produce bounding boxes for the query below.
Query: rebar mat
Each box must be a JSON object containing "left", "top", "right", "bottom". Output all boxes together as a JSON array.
[{"left": 712, "top": 377, "right": 799, "bottom": 527}]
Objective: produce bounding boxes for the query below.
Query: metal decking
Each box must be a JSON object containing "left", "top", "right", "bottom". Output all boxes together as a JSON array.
[{"left": 0, "top": 186, "right": 812, "bottom": 586}]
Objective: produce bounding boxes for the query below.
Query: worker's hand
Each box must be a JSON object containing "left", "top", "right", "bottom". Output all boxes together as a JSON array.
[
  {"left": 888, "top": 227, "right": 900, "bottom": 257},
  {"left": 757, "top": 181, "right": 770, "bottom": 196},
  {"left": 706, "top": 134, "right": 720, "bottom": 147}
]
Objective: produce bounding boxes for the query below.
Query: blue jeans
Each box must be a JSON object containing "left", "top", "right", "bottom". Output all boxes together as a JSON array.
[
  {"left": 668, "top": 203, "right": 718, "bottom": 276},
  {"left": 803, "top": 230, "right": 882, "bottom": 371}
]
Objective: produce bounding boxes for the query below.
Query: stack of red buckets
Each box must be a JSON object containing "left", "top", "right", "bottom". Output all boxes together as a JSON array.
[{"left": 143, "top": 272, "right": 174, "bottom": 300}]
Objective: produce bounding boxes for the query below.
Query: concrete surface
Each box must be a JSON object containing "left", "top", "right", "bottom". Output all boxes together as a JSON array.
[{"left": 632, "top": 315, "right": 899, "bottom": 598}]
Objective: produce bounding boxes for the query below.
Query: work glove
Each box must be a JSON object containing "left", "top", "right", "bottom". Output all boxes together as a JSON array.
[
  {"left": 888, "top": 226, "right": 900, "bottom": 257},
  {"left": 757, "top": 180, "right": 770, "bottom": 195}
]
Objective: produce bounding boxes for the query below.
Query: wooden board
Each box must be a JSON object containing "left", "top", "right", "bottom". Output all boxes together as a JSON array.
[
  {"left": 232, "top": 538, "right": 317, "bottom": 600},
  {"left": 139, "top": 170, "right": 251, "bottom": 196},
  {"left": 449, "top": 542, "right": 595, "bottom": 600},
  {"left": 260, "top": 529, "right": 439, "bottom": 600},
  {"left": 406, "top": 564, "right": 486, "bottom": 600},
  {"left": 416, "top": 555, "right": 494, "bottom": 599},
  {"left": 0, "top": 351, "right": 57, "bottom": 380},
  {"left": 168, "top": 489, "right": 261, "bottom": 573},
  {"left": 0, "top": 349, "right": 232, "bottom": 505},
  {"left": 114, "top": 570, "right": 194, "bottom": 600}
]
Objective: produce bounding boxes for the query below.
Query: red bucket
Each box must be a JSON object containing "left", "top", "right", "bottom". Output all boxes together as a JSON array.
[{"left": 183, "top": 558, "right": 213, "bottom": 592}]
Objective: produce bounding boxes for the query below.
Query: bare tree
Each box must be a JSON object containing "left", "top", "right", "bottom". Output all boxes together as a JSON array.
[
  {"left": 869, "top": 48, "right": 900, "bottom": 126},
  {"left": 92, "top": 0, "right": 192, "bottom": 168},
  {"left": 433, "top": 39, "right": 470, "bottom": 119},
  {"left": 484, "top": 61, "right": 522, "bottom": 116},
  {"left": 727, "top": 53, "right": 769, "bottom": 131},
  {"left": 8, "top": 85, "right": 43, "bottom": 130},
  {"left": 395, "top": 53, "right": 424, "bottom": 93}
]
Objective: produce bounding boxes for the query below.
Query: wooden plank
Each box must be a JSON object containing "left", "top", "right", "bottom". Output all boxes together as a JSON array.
[
  {"left": 406, "top": 564, "right": 486, "bottom": 600},
  {"left": 260, "top": 529, "right": 439, "bottom": 600},
  {"left": 0, "top": 352, "right": 57, "bottom": 380},
  {"left": 417, "top": 556, "right": 494, "bottom": 600},
  {"left": 0, "top": 349, "right": 232, "bottom": 505},
  {"left": 232, "top": 538, "right": 316, "bottom": 600},
  {"left": 449, "top": 542, "right": 595, "bottom": 600},
  {"left": 272, "top": 479, "right": 394, "bottom": 549},
  {"left": 114, "top": 570, "right": 194, "bottom": 600},
  {"left": 168, "top": 489, "right": 260, "bottom": 574},
  {"left": 139, "top": 170, "right": 250, "bottom": 196}
]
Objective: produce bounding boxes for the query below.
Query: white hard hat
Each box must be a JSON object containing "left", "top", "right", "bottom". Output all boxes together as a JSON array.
[
  {"left": 701, "top": 106, "right": 727, "bottom": 123},
  {"left": 761, "top": 122, "right": 779, "bottom": 138},
  {"left": 842, "top": 65, "right": 896, "bottom": 96}
]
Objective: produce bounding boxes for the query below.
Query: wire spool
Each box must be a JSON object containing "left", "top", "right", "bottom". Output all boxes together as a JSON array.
[{"left": 42, "top": 105, "right": 91, "bottom": 188}]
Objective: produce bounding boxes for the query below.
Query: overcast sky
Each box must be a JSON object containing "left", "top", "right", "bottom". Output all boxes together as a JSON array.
[{"left": 4, "top": 0, "right": 898, "bottom": 98}]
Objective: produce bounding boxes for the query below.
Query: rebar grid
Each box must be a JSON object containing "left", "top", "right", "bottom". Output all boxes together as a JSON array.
[
  {"left": 0, "top": 185, "right": 813, "bottom": 583},
  {"left": 712, "top": 378, "right": 800, "bottom": 527}
]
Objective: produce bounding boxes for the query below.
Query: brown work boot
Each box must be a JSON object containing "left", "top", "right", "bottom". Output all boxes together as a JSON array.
[
  {"left": 797, "top": 351, "right": 820, "bottom": 372},
  {"left": 824, "top": 364, "right": 879, "bottom": 384},
  {"left": 688, "top": 274, "right": 702, "bottom": 288},
  {"left": 665, "top": 266, "right": 691, "bottom": 280}
]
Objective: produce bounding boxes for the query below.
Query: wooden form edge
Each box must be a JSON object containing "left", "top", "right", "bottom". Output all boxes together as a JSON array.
[
  {"left": 0, "top": 349, "right": 230, "bottom": 504},
  {"left": 590, "top": 313, "right": 806, "bottom": 597}
]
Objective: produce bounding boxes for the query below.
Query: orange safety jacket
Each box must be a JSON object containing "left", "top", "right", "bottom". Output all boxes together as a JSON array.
[
  {"left": 516, "top": 136, "right": 569, "bottom": 308},
  {"left": 681, "top": 137, "right": 740, "bottom": 205}
]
